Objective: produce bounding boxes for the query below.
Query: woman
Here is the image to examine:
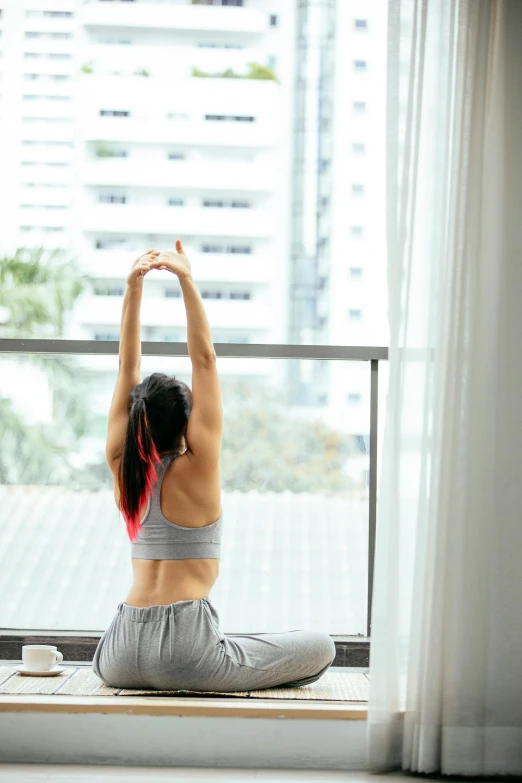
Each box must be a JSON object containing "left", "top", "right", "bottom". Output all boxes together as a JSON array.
[{"left": 92, "top": 240, "right": 336, "bottom": 692}]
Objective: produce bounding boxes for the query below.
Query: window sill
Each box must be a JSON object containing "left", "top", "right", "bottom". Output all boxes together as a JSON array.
[{"left": 0, "top": 693, "right": 366, "bottom": 720}]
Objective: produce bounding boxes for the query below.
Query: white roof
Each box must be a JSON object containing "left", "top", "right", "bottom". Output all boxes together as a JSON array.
[{"left": 0, "top": 486, "right": 368, "bottom": 636}]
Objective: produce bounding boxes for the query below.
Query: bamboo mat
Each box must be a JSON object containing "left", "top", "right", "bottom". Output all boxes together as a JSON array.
[{"left": 0, "top": 665, "right": 368, "bottom": 702}]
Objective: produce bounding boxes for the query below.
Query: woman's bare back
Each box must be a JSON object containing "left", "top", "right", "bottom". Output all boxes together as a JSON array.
[{"left": 124, "top": 453, "right": 221, "bottom": 607}]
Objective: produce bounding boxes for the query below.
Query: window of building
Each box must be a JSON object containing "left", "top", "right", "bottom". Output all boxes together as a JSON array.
[
  {"left": 100, "top": 110, "right": 130, "bottom": 118},
  {"left": 23, "top": 95, "right": 71, "bottom": 102},
  {"left": 94, "top": 286, "right": 124, "bottom": 297},
  {"left": 348, "top": 309, "right": 363, "bottom": 321},
  {"left": 95, "top": 238, "right": 127, "bottom": 250},
  {"left": 270, "top": 14, "right": 278, "bottom": 26},
  {"left": 22, "top": 182, "right": 68, "bottom": 188},
  {"left": 354, "top": 19, "right": 368, "bottom": 31},
  {"left": 201, "top": 244, "right": 252, "bottom": 254},
  {"left": 193, "top": 0, "right": 243, "bottom": 5},
  {"left": 23, "top": 74, "right": 71, "bottom": 82},
  {"left": 21, "top": 160, "right": 69, "bottom": 167},
  {"left": 50, "top": 53, "right": 72, "bottom": 60},
  {"left": 351, "top": 184, "right": 365, "bottom": 196},
  {"left": 352, "top": 142, "right": 366, "bottom": 155},
  {"left": 167, "top": 152, "right": 184, "bottom": 160},
  {"left": 98, "top": 38, "right": 133, "bottom": 45},
  {"left": 26, "top": 10, "right": 74, "bottom": 18},
  {"left": 350, "top": 225, "right": 365, "bottom": 236},
  {"left": 354, "top": 60, "right": 367, "bottom": 71},
  {"left": 20, "top": 204, "right": 67, "bottom": 210},
  {"left": 164, "top": 289, "right": 181, "bottom": 299},
  {"left": 353, "top": 101, "right": 367, "bottom": 114},
  {"left": 94, "top": 332, "right": 119, "bottom": 341},
  {"left": 347, "top": 393, "right": 362, "bottom": 405},
  {"left": 98, "top": 194, "right": 126, "bottom": 204},
  {"left": 198, "top": 290, "right": 252, "bottom": 301},
  {"left": 167, "top": 112, "right": 189, "bottom": 121},
  {"left": 25, "top": 32, "right": 72, "bottom": 40},
  {"left": 349, "top": 267, "right": 363, "bottom": 279},
  {"left": 162, "top": 333, "right": 182, "bottom": 342},
  {"left": 168, "top": 198, "right": 184, "bottom": 207},
  {"left": 95, "top": 148, "right": 128, "bottom": 158},
  {"left": 202, "top": 200, "right": 251, "bottom": 209},
  {"left": 205, "top": 114, "right": 255, "bottom": 123},
  {"left": 197, "top": 43, "right": 244, "bottom": 50}
]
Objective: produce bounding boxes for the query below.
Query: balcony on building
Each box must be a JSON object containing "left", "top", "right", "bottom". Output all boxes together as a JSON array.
[
  {"left": 80, "top": 75, "right": 280, "bottom": 148},
  {"left": 80, "top": 0, "right": 269, "bottom": 35},
  {"left": 76, "top": 295, "right": 271, "bottom": 331},
  {"left": 82, "top": 250, "right": 274, "bottom": 284},
  {"left": 82, "top": 159, "right": 276, "bottom": 192},
  {"left": 81, "top": 204, "right": 274, "bottom": 237}
]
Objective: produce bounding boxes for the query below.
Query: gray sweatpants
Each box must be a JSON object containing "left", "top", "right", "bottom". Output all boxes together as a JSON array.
[{"left": 92, "top": 598, "right": 336, "bottom": 692}]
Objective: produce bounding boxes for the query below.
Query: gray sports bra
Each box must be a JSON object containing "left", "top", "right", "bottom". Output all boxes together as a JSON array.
[{"left": 130, "top": 454, "right": 222, "bottom": 561}]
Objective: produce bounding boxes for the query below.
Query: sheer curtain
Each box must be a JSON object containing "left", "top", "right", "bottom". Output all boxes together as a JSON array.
[{"left": 367, "top": 0, "right": 522, "bottom": 775}]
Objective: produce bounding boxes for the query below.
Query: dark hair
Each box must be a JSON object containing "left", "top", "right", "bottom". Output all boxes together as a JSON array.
[{"left": 118, "top": 372, "right": 192, "bottom": 542}]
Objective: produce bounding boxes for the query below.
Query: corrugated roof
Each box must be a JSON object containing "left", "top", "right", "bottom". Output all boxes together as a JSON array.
[{"left": 0, "top": 486, "right": 368, "bottom": 635}]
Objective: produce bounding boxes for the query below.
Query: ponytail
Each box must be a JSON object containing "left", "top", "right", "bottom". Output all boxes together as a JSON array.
[{"left": 118, "top": 397, "right": 161, "bottom": 542}]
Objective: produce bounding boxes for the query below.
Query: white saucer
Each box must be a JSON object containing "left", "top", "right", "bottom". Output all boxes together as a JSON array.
[{"left": 16, "top": 665, "right": 67, "bottom": 677}]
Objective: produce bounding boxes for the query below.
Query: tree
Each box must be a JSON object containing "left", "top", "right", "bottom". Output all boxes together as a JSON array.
[
  {"left": 220, "top": 382, "right": 364, "bottom": 493},
  {"left": 0, "top": 247, "right": 98, "bottom": 487}
]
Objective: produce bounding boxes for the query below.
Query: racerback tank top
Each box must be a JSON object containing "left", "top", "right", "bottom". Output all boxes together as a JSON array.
[{"left": 130, "top": 454, "right": 222, "bottom": 560}]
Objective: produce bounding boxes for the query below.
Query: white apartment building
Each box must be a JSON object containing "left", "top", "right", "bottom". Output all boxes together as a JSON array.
[
  {"left": 0, "top": 0, "right": 78, "bottom": 256},
  {"left": 326, "top": 0, "right": 388, "bottom": 441},
  {"left": 71, "top": 0, "right": 293, "bottom": 355}
]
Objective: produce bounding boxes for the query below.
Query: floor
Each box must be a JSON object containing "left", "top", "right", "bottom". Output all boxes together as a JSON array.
[{"left": 0, "top": 767, "right": 512, "bottom": 782}]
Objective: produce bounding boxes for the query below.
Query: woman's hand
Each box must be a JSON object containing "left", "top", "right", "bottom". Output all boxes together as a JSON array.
[
  {"left": 148, "top": 240, "right": 191, "bottom": 280},
  {"left": 126, "top": 249, "right": 160, "bottom": 289}
]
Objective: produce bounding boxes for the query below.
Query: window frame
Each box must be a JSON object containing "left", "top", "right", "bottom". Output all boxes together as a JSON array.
[{"left": 0, "top": 339, "right": 387, "bottom": 657}]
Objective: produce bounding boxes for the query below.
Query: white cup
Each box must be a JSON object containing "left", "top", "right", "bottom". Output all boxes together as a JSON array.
[{"left": 22, "top": 645, "right": 63, "bottom": 672}]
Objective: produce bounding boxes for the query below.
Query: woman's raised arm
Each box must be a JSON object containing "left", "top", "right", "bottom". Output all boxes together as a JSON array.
[
  {"left": 149, "top": 240, "right": 222, "bottom": 467},
  {"left": 105, "top": 249, "right": 159, "bottom": 470}
]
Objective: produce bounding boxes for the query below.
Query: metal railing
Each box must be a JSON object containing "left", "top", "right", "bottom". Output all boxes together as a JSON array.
[{"left": 0, "top": 338, "right": 389, "bottom": 639}]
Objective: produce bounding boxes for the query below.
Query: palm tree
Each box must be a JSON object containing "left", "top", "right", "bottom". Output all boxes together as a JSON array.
[{"left": 0, "top": 247, "right": 99, "bottom": 487}]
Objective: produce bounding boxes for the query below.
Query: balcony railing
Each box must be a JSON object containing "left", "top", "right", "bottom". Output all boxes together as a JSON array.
[{"left": 0, "top": 339, "right": 388, "bottom": 661}]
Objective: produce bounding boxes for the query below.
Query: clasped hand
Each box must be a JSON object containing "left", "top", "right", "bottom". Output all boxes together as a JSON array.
[{"left": 126, "top": 239, "right": 191, "bottom": 288}]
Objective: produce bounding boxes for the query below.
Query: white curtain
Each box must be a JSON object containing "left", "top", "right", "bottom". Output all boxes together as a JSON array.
[{"left": 367, "top": 0, "right": 522, "bottom": 775}]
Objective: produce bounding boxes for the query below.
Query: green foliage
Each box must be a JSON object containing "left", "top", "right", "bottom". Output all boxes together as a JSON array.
[
  {"left": 94, "top": 145, "right": 119, "bottom": 158},
  {"left": 0, "top": 248, "right": 85, "bottom": 337},
  {"left": 245, "top": 62, "right": 279, "bottom": 82},
  {"left": 81, "top": 63, "right": 93, "bottom": 74},
  {"left": 0, "top": 248, "right": 97, "bottom": 488},
  {"left": 191, "top": 62, "right": 278, "bottom": 82},
  {"left": 134, "top": 68, "right": 150, "bottom": 77},
  {"left": 220, "top": 383, "right": 362, "bottom": 493}
]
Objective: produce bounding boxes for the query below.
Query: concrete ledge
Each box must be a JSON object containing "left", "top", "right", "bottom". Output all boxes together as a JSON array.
[{"left": 0, "top": 703, "right": 368, "bottom": 770}]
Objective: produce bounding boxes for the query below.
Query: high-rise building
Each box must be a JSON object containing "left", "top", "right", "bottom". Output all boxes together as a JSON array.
[
  {"left": 0, "top": 1, "right": 78, "bottom": 256},
  {"left": 71, "top": 0, "right": 293, "bottom": 352}
]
